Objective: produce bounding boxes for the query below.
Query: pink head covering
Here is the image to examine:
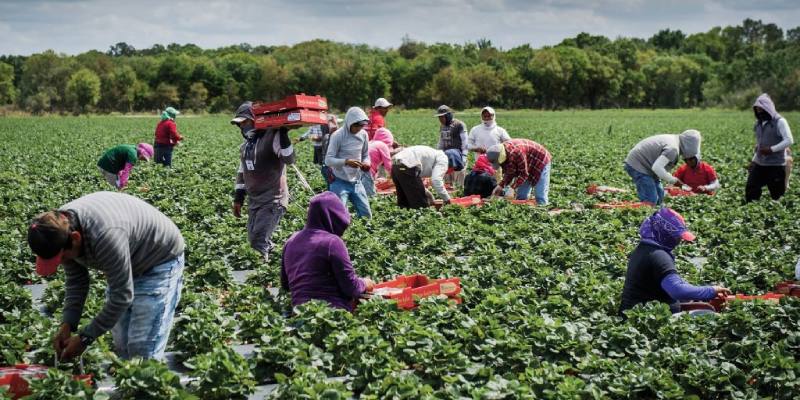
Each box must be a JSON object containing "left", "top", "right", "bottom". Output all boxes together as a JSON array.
[
  {"left": 137, "top": 143, "right": 154, "bottom": 160},
  {"left": 472, "top": 154, "right": 495, "bottom": 175},
  {"left": 372, "top": 127, "right": 394, "bottom": 148}
]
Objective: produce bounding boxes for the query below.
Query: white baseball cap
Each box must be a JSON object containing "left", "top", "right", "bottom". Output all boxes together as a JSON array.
[{"left": 374, "top": 98, "right": 392, "bottom": 108}]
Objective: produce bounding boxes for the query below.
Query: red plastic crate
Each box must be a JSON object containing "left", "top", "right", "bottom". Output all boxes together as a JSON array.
[
  {"left": 252, "top": 94, "right": 328, "bottom": 114},
  {"left": 510, "top": 199, "right": 537, "bottom": 206},
  {"left": 372, "top": 275, "right": 461, "bottom": 310},
  {"left": 666, "top": 187, "right": 696, "bottom": 197},
  {"left": 0, "top": 364, "right": 92, "bottom": 399},
  {"left": 254, "top": 109, "right": 329, "bottom": 129},
  {"left": 449, "top": 195, "right": 484, "bottom": 208},
  {"left": 593, "top": 201, "right": 650, "bottom": 209},
  {"left": 774, "top": 281, "right": 800, "bottom": 295}
]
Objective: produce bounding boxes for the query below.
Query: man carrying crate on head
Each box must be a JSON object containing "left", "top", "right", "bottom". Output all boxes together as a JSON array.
[{"left": 230, "top": 101, "right": 296, "bottom": 263}]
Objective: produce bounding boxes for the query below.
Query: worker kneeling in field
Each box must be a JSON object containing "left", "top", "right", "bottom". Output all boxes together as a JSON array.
[
  {"left": 463, "top": 154, "right": 497, "bottom": 198},
  {"left": 97, "top": 143, "right": 153, "bottom": 190},
  {"left": 230, "top": 101, "right": 296, "bottom": 263},
  {"left": 487, "top": 139, "right": 552, "bottom": 205},
  {"left": 27, "top": 192, "right": 185, "bottom": 361},
  {"left": 281, "top": 191, "right": 375, "bottom": 312},
  {"left": 624, "top": 130, "right": 702, "bottom": 205},
  {"left": 618, "top": 207, "right": 730, "bottom": 316},
  {"left": 672, "top": 156, "right": 720, "bottom": 194},
  {"left": 391, "top": 146, "right": 463, "bottom": 209}
]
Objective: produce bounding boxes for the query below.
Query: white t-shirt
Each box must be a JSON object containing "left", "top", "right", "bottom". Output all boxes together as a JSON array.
[{"left": 468, "top": 124, "right": 511, "bottom": 151}]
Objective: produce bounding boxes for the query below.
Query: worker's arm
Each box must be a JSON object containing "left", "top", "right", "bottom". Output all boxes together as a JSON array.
[
  {"left": 430, "top": 157, "right": 451, "bottom": 201},
  {"left": 360, "top": 136, "right": 371, "bottom": 168},
  {"left": 467, "top": 127, "right": 479, "bottom": 151},
  {"left": 700, "top": 179, "right": 721, "bottom": 192},
  {"left": 328, "top": 237, "right": 367, "bottom": 298},
  {"left": 660, "top": 273, "right": 716, "bottom": 302},
  {"left": 324, "top": 132, "right": 346, "bottom": 167},
  {"left": 280, "top": 252, "right": 289, "bottom": 291},
  {"left": 117, "top": 163, "right": 134, "bottom": 189},
  {"left": 771, "top": 118, "right": 794, "bottom": 153},
  {"left": 233, "top": 159, "right": 246, "bottom": 204},
  {"left": 652, "top": 155, "right": 678, "bottom": 184},
  {"left": 459, "top": 123, "right": 468, "bottom": 158},
  {"left": 276, "top": 128, "right": 295, "bottom": 165}
]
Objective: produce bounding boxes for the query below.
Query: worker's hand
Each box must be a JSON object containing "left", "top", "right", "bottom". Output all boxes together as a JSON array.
[
  {"left": 759, "top": 146, "right": 773, "bottom": 155},
  {"left": 681, "top": 184, "right": 692, "bottom": 192},
  {"left": 696, "top": 185, "right": 707, "bottom": 193},
  {"left": 443, "top": 198, "right": 451, "bottom": 205},
  {"left": 713, "top": 286, "right": 732, "bottom": 298},
  {"left": 475, "top": 146, "right": 487, "bottom": 154},
  {"left": 232, "top": 202, "right": 242, "bottom": 218},
  {"left": 359, "top": 163, "right": 370, "bottom": 172},
  {"left": 345, "top": 159, "right": 362, "bottom": 168},
  {"left": 492, "top": 185, "right": 504, "bottom": 197},
  {"left": 363, "top": 278, "right": 375, "bottom": 292},
  {"left": 53, "top": 323, "right": 72, "bottom": 359},
  {"left": 59, "top": 336, "right": 87, "bottom": 361}
]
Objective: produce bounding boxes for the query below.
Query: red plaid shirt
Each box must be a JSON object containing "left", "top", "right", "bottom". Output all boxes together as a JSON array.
[{"left": 500, "top": 139, "right": 552, "bottom": 189}]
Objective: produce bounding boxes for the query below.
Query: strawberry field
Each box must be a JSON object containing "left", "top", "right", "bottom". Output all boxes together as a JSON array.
[{"left": 1, "top": 109, "right": 799, "bottom": 399}]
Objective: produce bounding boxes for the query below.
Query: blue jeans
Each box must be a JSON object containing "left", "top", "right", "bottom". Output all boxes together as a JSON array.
[
  {"left": 154, "top": 144, "right": 174, "bottom": 167},
  {"left": 361, "top": 172, "right": 376, "bottom": 197},
  {"left": 624, "top": 163, "right": 663, "bottom": 204},
  {"left": 329, "top": 177, "right": 372, "bottom": 218},
  {"left": 109, "top": 253, "right": 184, "bottom": 360},
  {"left": 515, "top": 163, "right": 551, "bottom": 205}
]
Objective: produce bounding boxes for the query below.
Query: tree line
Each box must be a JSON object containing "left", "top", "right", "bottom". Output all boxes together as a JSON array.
[{"left": 0, "top": 18, "right": 798, "bottom": 114}]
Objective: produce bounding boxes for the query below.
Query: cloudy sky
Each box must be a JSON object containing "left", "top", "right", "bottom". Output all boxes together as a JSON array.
[{"left": 1, "top": 0, "right": 798, "bottom": 55}]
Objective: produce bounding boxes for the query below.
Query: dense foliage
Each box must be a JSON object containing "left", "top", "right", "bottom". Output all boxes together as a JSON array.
[
  {"left": 0, "top": 109, "right": 798, "bottom": 397},
  {"left": 1, "top": 19, "right": 800, "bottom": 113}
]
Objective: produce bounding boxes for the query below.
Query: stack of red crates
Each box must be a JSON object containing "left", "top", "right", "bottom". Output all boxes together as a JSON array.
[
  {"left": 372, "top": 274, "right": 462, "bottom": 310},
  {"left": 251, "top": 94, "right": 329, "bottom": 129},
  {"left": 0, "top": 364, "right": 92, "bottom": 399}
]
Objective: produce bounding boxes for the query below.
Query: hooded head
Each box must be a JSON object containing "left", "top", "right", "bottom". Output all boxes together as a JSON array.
[
  {"left": 639, "top": 207, "right": 696, "bottom": 255},
  {"left": 160, "top": 106, "right": 180, "bottom": 121},
  {"left": 678, "top": 130, "right": 701, "bottom": 160},
  {"left": 344, "top": 107, "right": 369, "bottom": 134},
  {"left": 472, "top": 154, "right": 496, "bottom": 175},
  {"left": 753, "top": 93, "right": 781, "bottom": 122},
  {"left": 306, "top": 191, "right": 350, "bottom": 237},
  {"left": 137, "top": 143, "right": 154, "bottom": 160},
  {"left": 480, "top": 106, "right": 496, "bottom": 129},
  {"left": 444, "top": 149, "right": 465, "bottom": 172},
  {"left": 436, "top": 105, "right": 454, "bottom": 126},
  {"left": 372, "top": 127, "right": 394, "bottom": 147}
]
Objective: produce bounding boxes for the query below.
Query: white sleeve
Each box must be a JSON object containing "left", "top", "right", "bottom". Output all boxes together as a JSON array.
[
  {"left": 704, "top": 179, "right": 720, "bottom": 191},
  {"left": 771, "top": 118, "right": 794, "bottom": 153},
  {"left": 499, "top": 127, "right": 511, "bottom": 142},
  {"left": 467, "top": 127, "right": 479, "bottom": 151},
  {"left": 652, "top": 155, "right": 678, "bottom": 184},
  {"left": 431, "top": 157, "right": 451, "bottom": 201}
]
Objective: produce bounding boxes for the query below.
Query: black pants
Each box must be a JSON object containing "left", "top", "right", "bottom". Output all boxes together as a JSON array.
[
  {"left": 391, "top": 164, "right": 429, "bottom": 209},
  {"left": 745, "top": 164, "right": 786, "bottom": 202},
  {"left": 154, "top": 143, "right": 174, "bottom": 167},
  {"left": 312, "top": 146, "right": 324, "bottom": 165}
]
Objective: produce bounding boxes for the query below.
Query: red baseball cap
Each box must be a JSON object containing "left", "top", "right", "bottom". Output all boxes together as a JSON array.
[
  {"left": 27, "top": 211, "right": 71, "bottom": 276},
  {"left": 35, "top": 252, "right": 63, "bottom": 276}
]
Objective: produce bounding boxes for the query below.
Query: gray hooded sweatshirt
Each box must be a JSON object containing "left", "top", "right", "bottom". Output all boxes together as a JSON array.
[
  {"left": 325, "top": 107, "right": 371, "bottom": 182},
  {"left": 625, "top": 130, "right": 702, "bottom": 183},
  {"left": 753, "top": 94, "right": 793, "bottom": 166}
]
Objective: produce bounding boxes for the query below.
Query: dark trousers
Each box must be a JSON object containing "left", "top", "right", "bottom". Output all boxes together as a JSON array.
[
  {"left": 391, "top": 164, "right": 429, "bottom": 209},
  {"left": 745, "top": 164, "right": 786, "bottom": 202},
  {"left": 154, "top": 144, "right": 174, "bottom": 167}
]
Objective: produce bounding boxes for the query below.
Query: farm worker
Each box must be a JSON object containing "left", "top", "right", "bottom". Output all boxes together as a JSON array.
[
  {"left": 464, "top": 154, "right": 497, "bottom": 198},
  {"left": 436, "top": 105, "right": 468, "bottom": 190},
  {"left": 366, "top": 97, "right": 392, "bottom": 140},
  {"left": 97, "top": 143, "right": 153, "bottom": 190},
  {"left": 623, "top": 130, "right": 702, "bottom": 205},
  {"left": 325, "top": 107, "right": 372, "bottom": 218},
  {"left": 281, "top": 191, "right": 375, "bottom": 312},
  {"left": 672, "top": 157, "right": 720, "bottom": 194},
  {"left": 467, "top": 106, "right": 510, "bottom": 154},
  {"left": 319, "top": 114, "right": 341, "bottom": 188},
  {"left": 391, "top": 145, "right": 463, "bottom": 209},
  {"left": 618, "top": 208, "right": 730, "bottom": 316},
  {"left": 153, "top": 106, "right": 182, "bottom": 167},
  {"left": 26, "top": 192, "right": 185, "bottom": 361},
  {"left": 487, "top": 139, "right": 552, "bottom": 205},
  {"left": 230, "top": 101, "right": 296, "bottom": 262},
  {"left": 745, "top": 93, "right": 794, "bottom": 202},
  {"left": 297, "top": 123, "right": 330, "bottom": 166},
  {"left": 361, "top": 127, "right": 395, "bottom": 197}
]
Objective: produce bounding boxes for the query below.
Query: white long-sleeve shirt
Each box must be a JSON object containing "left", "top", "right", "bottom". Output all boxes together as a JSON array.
[
  {"left": 752, "top": 118, "right": 794, "bottom": 162},
  {"left": 652, "top": 155, "right": 678, "bottom": 184},
  {"left": 467, "top": 124, "right": 511, "bottom": 152},
  {"left": 392, "top": 145, "right": 450, "bottom": 201}
]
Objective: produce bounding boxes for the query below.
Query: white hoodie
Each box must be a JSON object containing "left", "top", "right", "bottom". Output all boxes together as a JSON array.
[{"left": 468, "top": 106, "right": 511, "bottom": 152}]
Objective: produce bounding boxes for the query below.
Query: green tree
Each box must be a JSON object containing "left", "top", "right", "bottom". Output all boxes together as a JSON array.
[
  {"left": 65, "top": 68, "right": 101, "bottom": 113},
  {"left": 417, "top": 66, "right": 476, "bottom": 109},
  {"left": 99, "top": 64, "right": 138, "bottom": 112},
  {"left": 186, "top": 82, "right": 209, "bottom": 112},
  {"left": 0, "top": 62, "right": 15, "bottom": 105},
  {"left": 152, "top": 82, "right": 180, "bottom": 109}
]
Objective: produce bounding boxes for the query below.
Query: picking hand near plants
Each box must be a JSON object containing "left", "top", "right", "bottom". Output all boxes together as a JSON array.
[
  {"left": 672, "top": 156, "right": 720, "bottom": 194},
  {"left": 28, "top": 192, "right": 185, "bottom": 361},
  {"left": 619, "top": 207, "right": 731, "bottom": 316},
  {"left": 97, "top": 143, "right": 153, "bottom": 190},
  {"left": 624, "top": 130, "right": 701, "bottom": 205},
  {"left": 486, "top": 139, "right": 552, "bottom": 205}
]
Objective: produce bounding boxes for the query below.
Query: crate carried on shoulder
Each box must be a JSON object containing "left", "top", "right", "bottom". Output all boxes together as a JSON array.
[{"left": 252, "top": 94, "right": 329, "bottom": 129}]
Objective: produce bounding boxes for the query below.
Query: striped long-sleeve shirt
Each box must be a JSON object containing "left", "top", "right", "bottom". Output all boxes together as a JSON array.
[
  {"left": 499, "top": 139, "right": 552, "bottom": 189},
  {"left": 60, "top": 192, "right": 185, "bottom": 339}
]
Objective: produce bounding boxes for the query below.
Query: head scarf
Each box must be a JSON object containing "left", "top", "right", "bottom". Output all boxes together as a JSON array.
[{"left": 639, "top": 207, "right": 696, "bottom": 258}]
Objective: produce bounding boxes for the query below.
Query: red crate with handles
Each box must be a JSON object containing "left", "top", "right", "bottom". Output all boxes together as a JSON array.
[
  {"left": 0, "top": 364, "right": 92, "bottom": 399},
  {"left": 254, "top": 109, "right": 329, "bottom": 130},
  {"left": 774, "top": 281, "right": 800, "bottom": 296},
  {"left": 372, "top": 274, "right": 462, "bottom": 310},
  {"left": 593, "top": 201, "right": 650, "bottom": 209},
  {"left": 666, "top": 187, "right": 696, "bottom": 197},
  {"left": 252, "top": 94, "right": 328, "bottom": 114}
]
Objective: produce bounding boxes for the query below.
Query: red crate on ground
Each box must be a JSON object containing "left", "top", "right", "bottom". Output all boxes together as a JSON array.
[
  {"left": 666, "top": 187, "right": 696, "bottom": 197},
  {"left": 252, "top": 94, "right": 328, "bottom": 114},
  {"left": 510, "top": 199, "right": 537, "bottom": 206},
  {"left": 774, "top": 281, "right": 800, "bottom": 295},
  {"left": 593, "top": 201, "right": 649, "bottom": 209},
  {"left": 0, "top": 364, "right": 92, "bottom": 399},
  {"left": 372, "top": 275, "right": 462, "bottom": 310},
  {"left": 254, "top": 109, "right": 329, "bottom": 129},
  {"left": 586, "top": 184, "right": 628, "bottom": 195},
  {"left": 449, "top": 195, "right": 484, "bottom": 208}
]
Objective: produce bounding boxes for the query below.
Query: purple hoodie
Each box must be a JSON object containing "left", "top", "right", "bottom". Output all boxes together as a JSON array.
[{"left": 281, "top": 191, "right": 366, "bottom": 311}]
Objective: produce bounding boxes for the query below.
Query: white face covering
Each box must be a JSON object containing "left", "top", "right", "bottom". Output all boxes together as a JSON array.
[
  {"left": 483, "top": 120, "right": 494, "bottom": 128},
  {"left": 481, "top": 107, "right": 496, "bottom": 129}
]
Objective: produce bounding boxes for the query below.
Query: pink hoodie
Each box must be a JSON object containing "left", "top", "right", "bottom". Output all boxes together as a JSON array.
[{"left": 368, "top": 141, "right": 392, "bottom": 177}]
